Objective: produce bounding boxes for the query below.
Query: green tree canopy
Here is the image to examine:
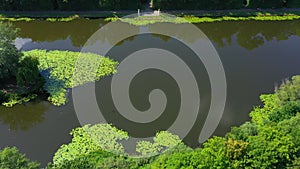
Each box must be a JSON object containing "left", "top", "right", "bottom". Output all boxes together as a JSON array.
[
  {"left": 0, "top": 22, "right": 21, "bottom": 79},
  {"left": 0, "top": 147, "right": 40, "bottom": 169}
]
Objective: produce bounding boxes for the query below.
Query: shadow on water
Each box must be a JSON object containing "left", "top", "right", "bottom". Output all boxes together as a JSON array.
[{"left": 197, "top": 20, "right": 300, "bottom": 50}]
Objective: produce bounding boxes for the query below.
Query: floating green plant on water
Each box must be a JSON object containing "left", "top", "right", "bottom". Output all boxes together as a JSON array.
[
  {"left": 0, "top": 16, "right": 33, "bottom": 22},
  {"left": 46, "top": 15, "right": 80, "bottom": 22},
  {"left": 1, "top": 93, "right": 37, "bottom": 107},
  {"left": 23, "top": 50, "right": 118, "bottom": 106},
  {"left": 0, "top": 14, "right": 80, "bottom": 22}
]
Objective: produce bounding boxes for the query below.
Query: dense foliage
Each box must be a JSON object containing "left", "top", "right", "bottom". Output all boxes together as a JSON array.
[
  {"left": 23, "top": 50, "right": 118, "bottom": 106},
  {"left": 0, "top": 22, "right": 44, "bottom": 107},
  {"left": 0, "top": 22, "right": 21, "bottom": 80},
  {"left": 51, "top": 123, "right": 181, "bottom": 168},
  {"left": 16, "top": 57, "right": 45, "bottom": 93},
  {"left": 0, "top": 0, "right": 300, "bottom": 11},
  {"left": 151, "top": 0, "right": 300, "bottom": 10},
  {"left": 0, "top": 0, "right": 141, "bottom": 11},
  {"left": 0, "top": 147, "right": 40, "bottom": 169}
]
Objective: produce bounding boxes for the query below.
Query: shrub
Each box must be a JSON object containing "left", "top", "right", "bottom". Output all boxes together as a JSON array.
[
  {"left": 16, "top": 57, "right": 45, "bottom": 93},
  {"left": 0, "top": 22, "right": 22, "bottom": 79},
  {"left": 0, "top": 147, "right": 40, "bottom": 169}
]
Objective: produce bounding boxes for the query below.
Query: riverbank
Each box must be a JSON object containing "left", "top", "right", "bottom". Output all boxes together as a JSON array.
[
  {"left": 109, "top": 13, "right": 300, "bottom": 26},
  {"left": 1, "top": 8, "right": 300, "bottom": 21}
]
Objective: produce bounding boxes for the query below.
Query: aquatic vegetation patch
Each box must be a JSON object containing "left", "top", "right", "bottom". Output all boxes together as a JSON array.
[
  {"left": 0, "top": 15, "right": 34, "bottom": 22},
  {"left": 0, "top": 14, "right": 80, "bottom": 22},
  {"left": 46, "top": 14, "right": 80, "bottom": 22},
  {"left": 23, "top": 50, "right": 118, "bottom": 106},
  {"left": 1, "top": 92, "right": 37, "bottom": 107}
]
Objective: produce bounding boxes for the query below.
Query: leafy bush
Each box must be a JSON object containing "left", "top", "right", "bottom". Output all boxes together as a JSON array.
[
  {"left": 0, "top": 22, "right": 22, "bottom": 79},
  {"left": 0, "top": 147, "right": 40, "bottom": 169},
  {"left": 276, "top": 76, "right": 300, "bottom": 104},
  {"left": 23, "top": 50, "right": 118, "bottom": 106},
  {"left": 136, "top": 131, "right": 182, "bottom": 156},
  {"left": 53, "top": 150, "right": 114, "bottom": 169},
  {"left": 16, "top": 57, "right": 45, "bottom": 93},
  {"left": 250, "top": 75, "right": 300, "bottom": 125},
  {"left": 288, "top": 157, "right": 300, "bottom": 169}
]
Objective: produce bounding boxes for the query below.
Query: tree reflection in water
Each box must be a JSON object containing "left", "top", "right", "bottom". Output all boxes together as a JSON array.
[{"left": 0, "top": 100, "right": 49, "bottom": 131}]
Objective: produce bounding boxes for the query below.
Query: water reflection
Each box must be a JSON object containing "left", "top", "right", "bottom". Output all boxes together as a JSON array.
[
  {"left": 0, "top": 100, "right": 49, "bottom": 131},
  {"left": 16, "top": 36, "right": 81, "bottom": 51},
  {"left": 13, "top": 18, "right": 106, "bottom": 47},
  {"left": 198, "top": 21, "right": 300, "bottom": 50},
  {"left": 82, "top": 21, "right": 140, "bottom": 53},
  {"left": 12, "top": 19, "right": 300, "bottom": 51}
]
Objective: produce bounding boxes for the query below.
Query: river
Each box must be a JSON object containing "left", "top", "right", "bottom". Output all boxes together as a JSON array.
[{"left": 1, "top": 18, "right": 300, "bottom": 165}]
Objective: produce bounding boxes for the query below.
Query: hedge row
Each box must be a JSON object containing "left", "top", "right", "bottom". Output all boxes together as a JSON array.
[
  {"left": 1, "top": 0, "right": 300, "bottom": 11},
  {"left": 151, "top": 0, "right": 300, "bottom": 10},
  {"left": 0, "top": 0, "right": 141, "bottom": 11}
]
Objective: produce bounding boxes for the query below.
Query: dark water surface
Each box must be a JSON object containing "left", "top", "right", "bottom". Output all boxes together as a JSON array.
[{"left": 1, "top": 19, "right": 300, "bottom": 165}]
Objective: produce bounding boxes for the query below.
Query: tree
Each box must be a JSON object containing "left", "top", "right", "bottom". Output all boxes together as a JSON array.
[
  {"left": 0, "top": 22, "right": 21, "bottom": 79},
  {"left": 136, "top": 131, "right": 183, "bottom": 156},
  {"left": 16, "top": 57, "right": 45, "bottom": 93},
  {"left": 0, "top": 147, "right": 40, "bottom": 169}
]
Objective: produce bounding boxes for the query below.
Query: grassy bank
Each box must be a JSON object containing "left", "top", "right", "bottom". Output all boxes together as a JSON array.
[{"left": 107, "top": 13, "right": 300, "bottom": 26}]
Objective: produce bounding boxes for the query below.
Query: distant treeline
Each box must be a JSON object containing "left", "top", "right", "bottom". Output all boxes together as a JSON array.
[
  {"left": 0, "top": 0, "right": 300, "bottom": 11},
  {"left": 151, "top": 0, "right": 300, "bottom": 10},
  {"left": 0, "top": 0, "right": 141, "bottom": 11}
]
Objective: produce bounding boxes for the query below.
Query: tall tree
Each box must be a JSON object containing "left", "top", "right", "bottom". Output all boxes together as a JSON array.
[{"left": 0, "top": 22, "right": 21, "bottom": 79}]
